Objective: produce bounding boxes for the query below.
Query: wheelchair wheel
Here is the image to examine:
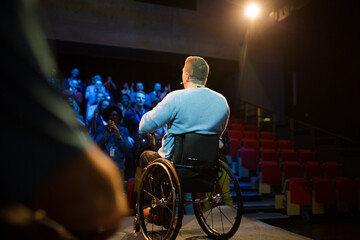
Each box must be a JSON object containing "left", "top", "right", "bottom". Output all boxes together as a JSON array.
[
  {"left": 137, "top": 159, "right": 184, "bottom": 240},
  {"left": 192, "top": 160, "right": 242, "bottom": 240}
]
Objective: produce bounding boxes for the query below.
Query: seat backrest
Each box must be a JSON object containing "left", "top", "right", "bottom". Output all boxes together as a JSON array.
[
  {"left": 261, "top": 139, "right": 277, "bottom": 151},
  {"left": 173, "top": 133, "right": 219, "bottom": 193},
  {"left": 228, "top": 130, "right": 243, "bottom": 142},
  {"left": 228, "top": 138, "right": 241, "bottom": 158}
]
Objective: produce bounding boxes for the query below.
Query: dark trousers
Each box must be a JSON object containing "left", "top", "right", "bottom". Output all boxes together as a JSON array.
[{"left": 139, "top": 150, "right": 162, "bottom": 171}]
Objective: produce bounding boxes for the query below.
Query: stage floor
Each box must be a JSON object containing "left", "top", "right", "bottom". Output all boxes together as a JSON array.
[{"left": 109, "top": 214, "right": 311, "bottom": 240}]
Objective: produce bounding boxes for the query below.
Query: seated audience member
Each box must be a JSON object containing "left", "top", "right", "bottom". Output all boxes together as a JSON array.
[
  {"left": 129, "top": 82, "right": 151, "bottom": 109},
  {"left": 104, "top": 76, "right": 117, "bottom": 104},
  {"left": 86, "top": 91, "right": 106, "bottom": 124},
  {"left": 90, "top": 99, "right": 111, "bottom": 137},
  {"left": 95, "top": 105, "right": 131, "bottom": 176},
  {"left": 123, "top": 91, "right": 149, "bottom": 179},
  {"left": 0, "top": 1, "right": 128, "bottom": 239},
  {"left": 62, "top": 68, "right": 83, "bottom": 93},
  {"left": 84, "top": 74, "right": 108, "bottom": 107}
]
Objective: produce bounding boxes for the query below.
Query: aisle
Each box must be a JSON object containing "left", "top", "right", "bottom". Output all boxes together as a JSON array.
[{"left": 109, "top": 215, "right": 311, "bottom": 240}]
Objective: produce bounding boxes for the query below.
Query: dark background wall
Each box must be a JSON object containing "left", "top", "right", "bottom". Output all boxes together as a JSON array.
[{"left": 279, "top": 0, "right": 360, "bottom": 141}]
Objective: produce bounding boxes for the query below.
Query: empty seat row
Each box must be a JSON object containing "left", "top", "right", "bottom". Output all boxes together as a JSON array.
[
  {"left": 259, "top": 161, "right": 344, "bottom": 195},
  {"left": 239, "top": 148, "right": 316, "bottom": 167},
  {"left": 261, "top": 161, "right": 343, "bottom": 183},
  {"left": 227, "top": 124, "right": 260, "bottom": 132},
  {"left": 228, "top": 130, "right": 275, "bottom": 141},
  {"left": 283, "top": 177, "right": 359, "bottom": 215}
]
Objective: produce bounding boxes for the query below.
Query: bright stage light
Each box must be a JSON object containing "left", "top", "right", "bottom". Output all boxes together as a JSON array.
[{"left": 246, "top": 4, "right": 259, "bottom": 18}]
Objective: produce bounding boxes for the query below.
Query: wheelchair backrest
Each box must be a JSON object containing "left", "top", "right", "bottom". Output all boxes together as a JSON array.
[{"left": 173, "top": 133, "right": 219, "bottom": 193}]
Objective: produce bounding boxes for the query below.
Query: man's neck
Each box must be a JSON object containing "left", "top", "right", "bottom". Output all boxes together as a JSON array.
[
  {"left": 135, "top": 105, "right": 143, "bottom": 112},
  {"left": 185, "top": 82, "right": 205, "bottom": 89}
]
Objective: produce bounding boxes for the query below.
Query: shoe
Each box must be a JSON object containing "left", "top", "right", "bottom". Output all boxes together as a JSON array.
[{"left": 143, "top": 206, "right": 172, "bottom": 229}]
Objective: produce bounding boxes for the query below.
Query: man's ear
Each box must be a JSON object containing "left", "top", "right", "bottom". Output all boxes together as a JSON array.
[{"left": 184, "top": 72, "right": 190, "bottom": 82}]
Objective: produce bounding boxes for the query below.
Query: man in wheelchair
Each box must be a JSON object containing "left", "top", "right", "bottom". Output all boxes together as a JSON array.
[{"left": 138, "top": 56, "right": 230, "bottom": 227}]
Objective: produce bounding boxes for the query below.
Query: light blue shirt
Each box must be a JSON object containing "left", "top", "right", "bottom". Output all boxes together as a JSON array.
[{"left": 139, "top": 87, "right": 229, "bottom": 158}]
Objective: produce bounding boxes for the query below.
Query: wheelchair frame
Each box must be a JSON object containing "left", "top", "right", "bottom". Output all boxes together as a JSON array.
[{"left": 134, "top": 157, "right": 243, "bottom": 240}]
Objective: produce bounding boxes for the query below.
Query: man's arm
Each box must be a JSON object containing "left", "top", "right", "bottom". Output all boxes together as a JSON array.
[
  {"left": 33, "top": 143, "right": 128, "bottom": 238},
  {"left": 139, "top": 92, "right": 176, "bottom": 133}
]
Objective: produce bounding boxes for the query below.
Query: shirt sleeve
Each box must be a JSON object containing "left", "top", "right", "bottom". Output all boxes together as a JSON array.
[{"left": 139, "top": 92, "right": 177, "bottom": 133}]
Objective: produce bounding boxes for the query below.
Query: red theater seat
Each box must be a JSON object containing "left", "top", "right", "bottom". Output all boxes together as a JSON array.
[
  {"left": 231, "top": 123, "right": 245, "bottom": 132},
  {"left": 260, "top": 149, "right": 278, "bottom": 162},
  {"left": 283, "top": 162, "right": 302, "bottom": 180},
  {"left": 298, "top": 149, "right": 316, "bottom": 163},
  {"left": 245, "top": 124, "right": 259, "bottom": 132},
  {"left": 313, "top": 177, "right": 335, "bottom": 205},
  {"left": 304, "top": 162, "right": 323, "bottom": 180},
  {"left": 260, "top": 131, "right": 275, "bottom": 140},
  {"left": 240, "top": 148, "right": 259, "bottom": 171},
  {"left": 228, "top": 138, "right": 241, "bottom": 159},
  {"left": 278, "top": 140, "right": 294, "bottom": 150},
  {"left": 228, "top": 130, "right": 243, "bottom": 142},
  {"left": 261, "top": 139, "right": 277, "bottom": 151},
  {"left": 288, "top": 178, "right": 311, "bottom": 206},
  {"left": 336, "top": 177, "right": 357, "bottom": 204},
  {"left": 261, "top": 162, "right": 281, "bottom": 186},
  {"left": 280, "top": 150, "right": 298, "bottom": 162},
  {"left": 242, "top": 139, "right": 259, "bottom": 151},
  {"left": 324, "top": 162, "right": 343, "bottom": 180},
  {"left": 244, "top": 131, "right": 259, "bottom": 140}
]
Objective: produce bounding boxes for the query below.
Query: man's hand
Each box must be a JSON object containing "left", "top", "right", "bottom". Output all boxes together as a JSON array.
[
  {"left": 107, "top": 120, "right": 122, "bottom": 141},
  {"left": 112, "top": 124, "right": 122, "bottom": 141},
  {"left": 128, "top": 136, "right": 135, "bottom": 148},
  {"left": 107, "top": 120, "right": 113, "bottom": 133}
]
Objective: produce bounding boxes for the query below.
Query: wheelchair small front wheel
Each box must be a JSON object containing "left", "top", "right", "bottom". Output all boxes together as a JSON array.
[
  {"left": 192, "top": 160, "right": 243, "bottom": 240},
  {"left": 137, "top": 159, "right": 184, "bottom": 240}
]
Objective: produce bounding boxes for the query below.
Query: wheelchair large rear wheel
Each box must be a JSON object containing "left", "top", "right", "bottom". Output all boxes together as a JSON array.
[
  {"left": 137, "top": 159, "right": 184, "bottom": 240},
  {"left": 192, "top": 160, "right": 242, "bottom": 240}
]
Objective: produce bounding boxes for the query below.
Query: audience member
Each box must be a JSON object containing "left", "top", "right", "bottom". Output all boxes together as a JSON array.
[
  {"left": 118, "top": 94, "right": 132, "bottom": 121},
  {"left": 130, "top": 82, "right": 151, "bottom": 109},
  {"left": 104, "top": 76, "right": 118, "bottom": 104},
  {"left": 85, "top": 74, "right": 108, "bottom": 107},
  {"left": 63, "top": 78, "right": 83, "bottom": 107},
  {"left": 65, "top": 96, "right": 85, "bottom": 126},
  {"left": 120, "top": 82, "right": 132, "bottom": 96},
  {"left": 123, "top": 91, "right": 149, "bottom": 179},
  {"left": 148, "top": 82, "right": 162, "bottom": 102},
  {"left": 62, "top": 68, "right": 83, "bottom": 93},
  {"left": 47, "top": 68, "right": 61, "bottom": 92},
  {"left": 0, "top": 1, "right": 128, "bottom": 238},
  {"left": 86, "top": 91, "right": 106, "bottom": 124},
  {"left": 90, "top": 99, "right": 111, "bottom": 136},
  {"left": 95, "top": 105, "right": 131, "bottom": 176}
]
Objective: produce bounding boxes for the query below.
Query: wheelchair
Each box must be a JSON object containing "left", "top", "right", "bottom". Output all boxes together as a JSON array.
[{"left": 134, "top": 133, "right": 243, "bottom": 240}]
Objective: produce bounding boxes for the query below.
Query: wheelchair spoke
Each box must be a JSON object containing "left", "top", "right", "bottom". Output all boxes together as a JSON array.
[
  {"left": 143, "top": 189, "right": 159, "bottom": 201},
  {"left": 218, "top": 205, "right": 225, "bottom": 233},
  {"left": 218, "top": 205, "right": 235, "bottom": 225}
]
